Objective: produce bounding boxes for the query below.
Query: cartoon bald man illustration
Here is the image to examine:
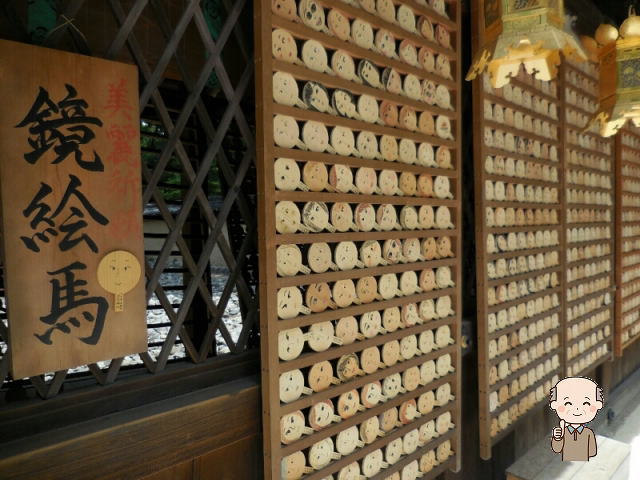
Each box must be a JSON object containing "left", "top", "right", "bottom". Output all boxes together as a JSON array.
[{"left": 549, "top": 376, "right": 603, "bottom": 461}]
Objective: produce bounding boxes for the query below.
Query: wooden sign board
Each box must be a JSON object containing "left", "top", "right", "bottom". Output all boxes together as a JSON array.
[{"left": 0, "top": 39, "right": 146, "bottom": 378}]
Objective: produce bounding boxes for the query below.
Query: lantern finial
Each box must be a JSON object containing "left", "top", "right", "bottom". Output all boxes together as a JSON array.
[{"left": 589, "top": 8, "right": 640, "bottom": 136}]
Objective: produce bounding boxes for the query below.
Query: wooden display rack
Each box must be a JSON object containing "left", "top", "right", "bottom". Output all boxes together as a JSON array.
[
  {"left": 255, "top": 0, "right": 462, "bottom": 479},
  {"left": 615, "top": 125, "right": 640, "bottom": 355},
  {"left": 560, "top": 58, "right": 615, "bottom": 374},
  {"left": 472, "top": 67, "right": 565, "bottom": 459}
]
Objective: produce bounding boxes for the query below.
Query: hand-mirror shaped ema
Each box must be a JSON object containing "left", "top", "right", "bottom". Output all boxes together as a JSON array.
[{"left": 97, "top": 250, "right": 141, "bottom": 312}]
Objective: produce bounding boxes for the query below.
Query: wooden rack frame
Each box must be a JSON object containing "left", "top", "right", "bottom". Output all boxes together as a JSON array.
[
  {"left": 615, "top": 126, "right": 640, "bottom": 355},
  {"left": 256, "top": 0, "right": 462, "bottom": 478},
  {"left": 471, "top": 51, "right": 619, "bottom": 458},
  {"left": 472, "top": 66, "right": 565, "bottom": 460},
  {"left": 560, "top": 59, "right": 615, "bottom": 374}
]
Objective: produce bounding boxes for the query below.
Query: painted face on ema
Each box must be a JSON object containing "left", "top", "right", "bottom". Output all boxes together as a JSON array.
[{"left": 97, "top": 250, "right": 141, "bottom": 294}]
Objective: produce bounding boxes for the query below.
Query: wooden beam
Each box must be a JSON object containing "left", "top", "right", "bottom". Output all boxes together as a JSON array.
[{"left": 0, "top": 377, "right": 260, "bottom": 480}]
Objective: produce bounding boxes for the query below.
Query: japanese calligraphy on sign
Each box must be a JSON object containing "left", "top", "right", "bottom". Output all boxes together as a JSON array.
[{"left": 0, "top": 39, "right": 146, "bottom": 378}]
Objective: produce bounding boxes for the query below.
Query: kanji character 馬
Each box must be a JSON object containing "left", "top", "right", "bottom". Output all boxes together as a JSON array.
[{"left": 34, "top": 261, "right": 109, "bottom": 345}]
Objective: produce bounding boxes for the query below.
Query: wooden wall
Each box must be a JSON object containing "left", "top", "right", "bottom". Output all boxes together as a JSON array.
[
  {"left": 0, "top": 375, "right": 262, "bottom": 480},
  {"left": 1, "top": 316, "right": 636, "bottom": 480}
]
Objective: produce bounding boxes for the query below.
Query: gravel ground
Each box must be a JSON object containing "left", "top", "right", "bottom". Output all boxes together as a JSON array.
[
  {"left": 69, "top": 263, "right": 243, "bottom": 374},
  {"left": 119, "top": 263, "right": 243, "bottom": 370}
]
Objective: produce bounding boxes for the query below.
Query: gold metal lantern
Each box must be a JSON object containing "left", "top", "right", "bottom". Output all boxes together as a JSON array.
[
  {"left": 467, "top": 0, "right": 587, "bottom": 88},
  {"left": 590, "top": 8, "right": 640, "bottom": 137}
]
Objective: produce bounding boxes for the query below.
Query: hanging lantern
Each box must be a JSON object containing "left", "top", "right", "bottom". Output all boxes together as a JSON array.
[
  {"left": 590, "top": 8, "right": 640, "bottom": 137},
  {"left": 467, "top": 0, "right": 587, "bottom": 88}
]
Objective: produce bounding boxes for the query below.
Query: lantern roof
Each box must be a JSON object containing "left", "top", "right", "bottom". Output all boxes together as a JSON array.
[{"left": 468, "top": 0, "right": 588, "bottom": 88}]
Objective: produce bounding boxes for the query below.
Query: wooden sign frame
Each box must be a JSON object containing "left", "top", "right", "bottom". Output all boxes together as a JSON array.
[
  {"left": 560, "top": 58, "right": 614, "bottom": 374},
  {"left": 615, "top": 126, "right": 640, "bottom": 355},
  {"left": 256, "top": 0, "right": 462, "bottom": 478},
  {"left": 0, "top": 39, "right": 146, "bottom": 379}
]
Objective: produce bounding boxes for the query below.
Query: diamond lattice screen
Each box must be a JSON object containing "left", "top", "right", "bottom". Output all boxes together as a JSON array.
[{"left": 0, "top": 0, "right": 258, "bottom": 399}]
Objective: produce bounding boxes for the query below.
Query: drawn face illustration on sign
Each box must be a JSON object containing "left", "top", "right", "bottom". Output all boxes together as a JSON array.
[{"left": 97, "top": 250, "right": 141, "bottom": 312}]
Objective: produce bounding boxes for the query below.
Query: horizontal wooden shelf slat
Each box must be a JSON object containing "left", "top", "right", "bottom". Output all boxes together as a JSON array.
[
  {"left": 486, "top": 265, "right": 561, "bottom": 288},
  {"left": 485, "top": 347, "right": 561, "bottom": 394},
  {"left": 298, "top": 417, "right": 456, "bottom": 480},
  {"left": 370, "top": 450, "right": 456, "bottom": 480},
  {"left": 621, "top": 262, "right": 640, "bottom": 273},
  {"left": 619, "top": 247, "right": 640, "bottom": 257},
  {"left": 567, "top": 288, "right": 614, "bottom": 308},
  {"left": 563, "top": 61, "right": 598, "bottom": 83},
  {"left": 278, "top": 288, "right": 457, "bottom": 330},
  {"left": 488, "top": 369, "right": 560, "bottom": 426},
  {"left": 485, "top": 224, "right": 561, "bottom": 234},
  {"left": 621, "top": 332, "right": 640, "bottom": 353},
  {"left": 486, "top": 245, "right": 559, "bottom": 261},
  {"left": 272, "top": 103, "right": 457, "bottom": 147},
  {"left": 570, "top": 352, "right": 613, "bottom": 378},
  {"left": 486, "top": 286, "right": 562, "bottom": 314},
  {"left": 487, "top": 306, "right": 561, "bottom": 342},
  {"left": 566, "top": 304, "right": 615, "bottom": 326},
  {"left": 565, "top": 270, "right": 613, "bottom": 290},
  {"left": 278, "top": 315, "right": 455, "bottom": 373},
  {"left": 273, "top": 60, "right": 453, "bottom": 117},
  {"left": 621, "top": 300, "right": 640, "bottom": 318},
  {"left": 566, "top": 317, "right": 613, "bottom": 347},
  {"left": 619, "top": 274, "right": 640, "bottom": 289},
  {"left": 485, "top": 200, "right": 560, "bottom": 210},
  {"left": 486, "top": 326, "right": 561, "bottom": 369},
  {"left": 482, "top": 398, "right": 545, "bottom": 448},
  {"left": 566, "top": 238, "right": 612, "bottom": 251},
  {"left": 565, "top": 183, "right": 613, "bottom": 194},
  {"left": 566, "top": 203, "right": 613, "bottom": 211},
  {"left": 275, "top": 228, "right": 457, "bottom": 245},
  {"left": 317, "top": 0, "right": 456, "bottom": 58},
  {"left": 483, "top": 92, "right": 559, "bottom": 125},
  {"left": 566, "top": 220, "right": 611, "bottom": 228},
  {"left": 279, "top": 375, "right": 456, "bottom": 456},
  {"left": 619, "top": 190, "right": 640, "bottom": 198},
  {"left": 272, "top": 146, "right": 458, "bottom": 176},
  {"left": 274, "top": 190, "right": 457, "bottom": 206},
  {"left": 564, "top": 103, "right": 597, "bottom": 121},
  {"left": 271, "top": 16, "right": 458, "bottom": 89},
  {"left": 620, "top": 234, "right": 640, "bottom": 243},
  {"left": 484, "top": 119, "right": 560, "bottom": 147},
  {"left": 278, "top": 344, "right": 458, "bottom": 415},
  {"left": 566, "top": 340, "right": 613, "bottom": 374},
  {"left": 403, "top": 0, "right": 457, "bottom": 30},
  {"left": 619, "top": 159, "right": 640, "bottom": 168},
  {"left": 567, "top": 253, "right": 614, "bottom": 269},
  {"left": 277, "top": 258, "right": 456, "bottom": 288},
  {"left": 483, "top": 173, "right": 559, "bottom": 187},
  {"left": 507, "top": 78, "right": 558, "bottom": 103},
  {"left": 566, "top": 141, "right": 611, "bottom": 158},
  {"left": 482, "top": 146, "right": 560, "bottom": 167},
  {"left": 567, "top": 162, "right": 613, "bottom": 176}
]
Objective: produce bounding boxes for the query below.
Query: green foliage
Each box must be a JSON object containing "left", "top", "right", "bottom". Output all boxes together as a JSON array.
[{"left": 140, "top": 120, "right": 221, "bottom": 203}]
